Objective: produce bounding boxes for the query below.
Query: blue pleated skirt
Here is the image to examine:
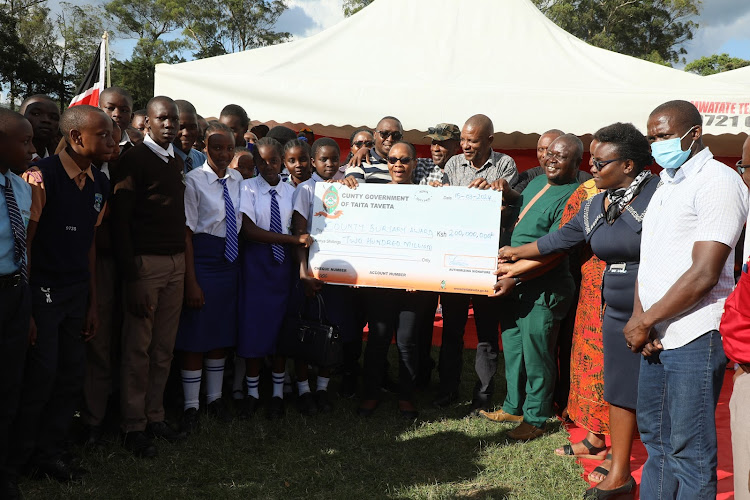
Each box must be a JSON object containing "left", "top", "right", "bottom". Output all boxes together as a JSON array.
[
  {"left": 237, "top": 241, "right": 293, "bottom": 358},
  {"left": 176, "top": 233, "right": 240, "bottom": 352}
]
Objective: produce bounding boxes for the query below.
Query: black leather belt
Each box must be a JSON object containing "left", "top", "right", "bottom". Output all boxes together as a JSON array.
[{"left": 0, "top": 272, "right": 22, "bottom": 289}]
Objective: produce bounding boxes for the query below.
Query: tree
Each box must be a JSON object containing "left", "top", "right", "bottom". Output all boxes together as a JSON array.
[
  {"left": 531, "top": 0, "right": 700, "bottom": 66},
  {"left": 684, "top": 53, "right": 750, "bottom": 76},
  {"left": 104, "top": 0, "right": 191, "bottom": 107},
  {"left": 182, "top": 0, "right": 290, "bottom": 58},
  {"left": 343, "top": 0, "right": 373, "bottom": 17},
  {"left": 0, "top": 0, "right": 57, "bottom": 107}
]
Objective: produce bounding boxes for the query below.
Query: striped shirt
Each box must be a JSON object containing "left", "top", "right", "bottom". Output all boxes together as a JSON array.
[
  {"left": 444, "top": 151, "right": 518, "bottom": 187},
  {"left": 343, "top": 148, "right": 391, "bottom": 184},
  {"left": 638, "top": 147, "right": 748, "bottom": 349}
]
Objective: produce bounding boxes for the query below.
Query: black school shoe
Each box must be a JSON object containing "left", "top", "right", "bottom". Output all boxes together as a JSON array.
[
  {"left": 314, "top": 390, "right": 333, "bottom": 413},
  {"left": 296, "top": 392, "right": 318, "bottom": 416},
  {"left": 123, "top": 431, "right": 157, "bottom": 458},
  {"left": 182, "top": 408, "right": 200, "bottom": 435},
  {"left": 237, "top": 396, "right": 260, "bottom": 420},
  {"left": 0, "top": 473, "right": 21, "bottom": 500},
  {"left": 206, "top": 399, "right": 233, "bottom": 423},
  {"left": 28, "top": 457, "right": 87, "bottom": 483},
  {"left": 146, "top": 421, "right": 185, "bottom": 443},
  {"left": 266, "top": 397, "right": 285, "bottom": 420},
  {"left": 432, "top": 391, "right": 459, "bottom": 409}
]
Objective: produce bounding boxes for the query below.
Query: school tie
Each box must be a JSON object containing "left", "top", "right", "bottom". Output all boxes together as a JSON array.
[
  {"left": 220, "top": 178, "right": 238, "bottom": 263},
  {"left": 3, "top": 176, "right": 27, "bottom": 283},
  {"left": 184, "top": 155, "right": 193, "bottom": 173},
  {"left": 269, "top": 189, "right": 285, "bottom": 263}
]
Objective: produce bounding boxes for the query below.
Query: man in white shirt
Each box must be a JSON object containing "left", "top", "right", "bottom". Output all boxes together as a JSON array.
[{"left": 624, "top": 100, "right": 748, "bottom": 499}]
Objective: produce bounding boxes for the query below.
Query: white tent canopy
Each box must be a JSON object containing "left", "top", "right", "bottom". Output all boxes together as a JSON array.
[
  {"left": 707, "top": 66, "right": 750, "bottom": 86},
  {"left": 155, "top": 0, "right": 750, "bottom": 155}
]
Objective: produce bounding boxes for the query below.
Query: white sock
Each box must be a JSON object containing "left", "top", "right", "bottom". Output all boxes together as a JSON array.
[
  {"left": 297, "top": 379, "right": 311, "bottom": 395},
  {"left": 233, "top": 357, "right": 246, "bottom": 399},
  {"left": 181, "top": 369, "right": 202, "bottom": 411},
  {"left": 272, "top": 371, "right": 285, "bottom": 399},
  {"left": 316, "top": 376, "right": 330, "bottom": 392},
  {"left": 246, "top": 375, "right": 260, "bottom": 399},
  {"left": 204, "top": 357, "right": 225, "bottom": 404}
]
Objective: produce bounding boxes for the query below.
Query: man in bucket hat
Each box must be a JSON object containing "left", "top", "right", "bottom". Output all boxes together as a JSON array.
[{"left": 414, "top": 123, "right": 461, "bottom": 185}]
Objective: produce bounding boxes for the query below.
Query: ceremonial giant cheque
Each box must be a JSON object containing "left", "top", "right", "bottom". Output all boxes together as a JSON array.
[{"left": 308, "top": 183, "right": 502, "bottom": 294}]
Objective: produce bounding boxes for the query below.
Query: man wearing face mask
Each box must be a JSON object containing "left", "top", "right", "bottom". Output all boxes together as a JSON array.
[{"left": 624, "top": 100, "right": 748, "bottom": 499}]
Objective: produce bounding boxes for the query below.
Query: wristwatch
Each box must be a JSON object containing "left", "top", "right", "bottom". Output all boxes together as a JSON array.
[{"left": 513, "top": 277, "right": 522, "bottom": 286}]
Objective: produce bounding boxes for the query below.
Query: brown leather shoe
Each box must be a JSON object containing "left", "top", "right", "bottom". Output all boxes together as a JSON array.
[
  {"left": 507, "top": 421, "right": 545, "bottom": 441},
  {"left": 478, "top": 409, "right": 523, "bottom": 423}
]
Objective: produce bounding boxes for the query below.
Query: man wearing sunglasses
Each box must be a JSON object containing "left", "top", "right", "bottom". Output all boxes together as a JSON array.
[
  {"left": 344, "top": 116, "right": 404, "bottom": 184},
  {"left": 434, "top": 114, "right": 519, "bottom": 411}
]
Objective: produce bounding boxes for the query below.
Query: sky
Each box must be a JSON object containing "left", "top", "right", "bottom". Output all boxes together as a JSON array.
[{"left": 99, "top": 0, "right": 750, "bottom": 65}]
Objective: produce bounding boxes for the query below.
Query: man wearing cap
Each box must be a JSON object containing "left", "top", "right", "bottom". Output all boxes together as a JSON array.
[{"left": 414, "top": 123, "right": 461, "bottom": 185}]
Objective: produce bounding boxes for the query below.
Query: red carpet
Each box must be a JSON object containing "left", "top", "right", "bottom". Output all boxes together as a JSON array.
[
  {"left": 433, "top": 308, "right": 735, "bottom": 498},
  {"left": 565, "top": 368, "right": 735, "bottom": 499}
]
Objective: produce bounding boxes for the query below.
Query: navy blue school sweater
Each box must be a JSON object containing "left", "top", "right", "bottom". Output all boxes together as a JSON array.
[
  {"left": 30, "top": 155, "right": 110, "bottom": 287},
  {"left": 111, "top": 143, "right": 185, "bottom": 280}
]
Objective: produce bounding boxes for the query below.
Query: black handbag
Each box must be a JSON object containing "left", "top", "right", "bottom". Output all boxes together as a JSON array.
[{"left": 278, "top": 294, "right": 343, "bottom": 368}]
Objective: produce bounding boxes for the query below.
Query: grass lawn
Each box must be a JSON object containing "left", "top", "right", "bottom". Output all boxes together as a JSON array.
[{"left": 20, "top": 347, "right": 588, "bottom": 499}]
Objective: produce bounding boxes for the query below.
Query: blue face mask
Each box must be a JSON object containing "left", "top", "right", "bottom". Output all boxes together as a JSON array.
[{"left": 651, "top": 126, "right": 696, "bottom": 170}]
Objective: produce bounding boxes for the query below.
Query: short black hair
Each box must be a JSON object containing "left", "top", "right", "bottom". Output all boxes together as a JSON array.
[
  {"left": 0, "top": 107, "right": 27, "bottom": 138},
  {"left": 60, "top": 105, "right": 108, "bottom": 140},
  {"left": 349, "top": 127, "right": 374, "bottom": 145},
  {"left": 650, "top": 100, "right": 702, "bottom": 128},
  {"left": 174, "top": 99, "right": 197, "bottom": 115},
  {"left": 100, "top": 86, "right": 134, "bottom": 107},
  {"left": 146, "top": 95, "right": 177, "bottom": 115},
  {"left": 19, "top": 94, "right": 56, "bottom": 114},
  {"left": 593, "top": 122, "right": 652, "bottom": 171},
  {"left": 377, "top": 116, "right": 403, "bottom": 132},
  {"left": 220, "top": 104, "right": 249, "bottom": 129},
  {"left": 311, "top": 138, "right": 340, "bottom": 159},
  {"left": 283, "top": 138, "right": 311, "bottom": 159},
  {"left": 255, "top": 136, "right": 283, "bottom": 158},
  {"left": 388, "top": 141, "right": 416, "bottom": 159},
  {"left": 203, "top": 120, "right": 234, "bottom": 140},
  {"left": 266, "top": 126, "right": 297, "bottom": 146},
  {"left": 133, "top": 109, "right": 147, "bottom": 118}
]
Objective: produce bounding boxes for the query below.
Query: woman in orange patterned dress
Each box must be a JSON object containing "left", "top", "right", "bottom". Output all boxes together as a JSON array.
[{"left": 554, "top": 173, "right": 609, "bottom": 459}]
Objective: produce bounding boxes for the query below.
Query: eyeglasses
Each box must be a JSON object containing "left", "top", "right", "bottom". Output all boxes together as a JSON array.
[
  {"left": 387, "top": 156, "right": 413, "bottom": 165},
  {"left": 737, "top": 160, "right": 750, "bottom": 175},
  {"left": 353, "top": 140, "right": 374, "bottom": 148},
  {"left": 591, "top": 158, "right": 624, "bottom": 169},
  {"left": 378, "top": 130, "right": 403, "bottom": 141}
]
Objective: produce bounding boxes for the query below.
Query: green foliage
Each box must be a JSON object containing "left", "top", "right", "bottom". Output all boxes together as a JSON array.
[
  {"left": 0, "top": 5, "right": 52, "bottom": 107},
  {"left": 0, "top": 0, "right": 106, "bottom": 108},
  {"left": 182, "top": 0, "right": 290, "bottom": 58},
  {"left": 685, "top": 53, "right": 750, "bottom": 76},
  {"left": 531, "top": 0, "right": 701, "bottom": 66},
  {"left": 343, "top": 0, "right": 373, "bottom": 17}
]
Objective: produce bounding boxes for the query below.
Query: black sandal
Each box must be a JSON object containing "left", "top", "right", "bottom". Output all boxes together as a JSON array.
[
  {"left": 583, "top": 476, "right": 636, "bottom": 499},
  {"left": 557, "top": 437, "right": 608, "bottom": 460},
  {"left": 588, "top": 453, "right": 613, "bottom": 483}
]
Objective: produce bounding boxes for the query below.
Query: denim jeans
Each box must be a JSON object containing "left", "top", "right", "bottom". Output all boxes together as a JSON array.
[{"left": 637, "top": 330, "right": 726, "bottom": 499}]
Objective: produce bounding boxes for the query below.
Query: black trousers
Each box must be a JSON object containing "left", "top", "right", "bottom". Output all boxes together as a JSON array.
[
  {"left": 362, "top": 289, "right": 429, "bottom": 401},
  {"left": 438, "top": 293, "right": 502, "bottom": 400},
  {"left": 9, "top": 281, "right": 88, "bottom": 467},
  {"left": 416, "top": 293, "right": 439, "bottom": 385},
  {"left": 0, "top": 283, "right": 31, "bottom": 478}
]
